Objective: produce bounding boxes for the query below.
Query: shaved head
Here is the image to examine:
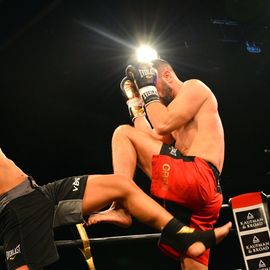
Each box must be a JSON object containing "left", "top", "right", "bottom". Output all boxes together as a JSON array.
[
  {"left": 151, "top": 59, "right": 176, "bottom": 106},
  {"left": 152, "top": 59, "right": 174, "bottom": 73}
]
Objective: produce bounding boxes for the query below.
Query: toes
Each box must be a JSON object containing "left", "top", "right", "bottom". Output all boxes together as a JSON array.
[{"left": 86, "top": 216, "right": 98, "bottom": 226}]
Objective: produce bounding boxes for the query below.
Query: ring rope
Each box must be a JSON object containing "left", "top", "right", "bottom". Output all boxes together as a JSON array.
[
  {"left": 0, "top": 233, "right": 161, "bottom": 252},
  {"left": 0, "top": 195, "right": 268, "bottom": 253},
  {"left": 3, "top": 230, "right": 242, "bottom": 252}
]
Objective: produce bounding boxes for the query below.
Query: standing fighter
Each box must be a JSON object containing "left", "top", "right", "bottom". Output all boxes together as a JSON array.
[
  {"left": 89, "top": 59, "right": 226, "bottom": 269},
  {"left": 0, "top": 146, "right": 231, "bottom": 270}
]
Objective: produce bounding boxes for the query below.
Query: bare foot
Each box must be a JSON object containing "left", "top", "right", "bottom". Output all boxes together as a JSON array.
[
  {"left": 214, "top": 221, "right": 232, "bottom": 244},
  {"left": 86, "top": 208, "right": 132, "bottom": 228},
  {"left": 186, "top": 222, "right": 232, "bottom": 257}
]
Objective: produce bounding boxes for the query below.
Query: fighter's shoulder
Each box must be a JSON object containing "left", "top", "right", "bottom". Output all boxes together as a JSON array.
[
  {"left": 183, "top": 79, "right": 210, "bottom": 90},
  {"left": 182, "top": 79, "right": 212, "bottom": 98}
]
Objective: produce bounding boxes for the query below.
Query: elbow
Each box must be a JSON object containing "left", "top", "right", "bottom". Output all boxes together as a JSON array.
[{"left": 154, "top": 123, "right": 170, "bottom": 136}]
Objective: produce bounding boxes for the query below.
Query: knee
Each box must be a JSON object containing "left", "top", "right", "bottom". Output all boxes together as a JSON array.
[
  {"left": 15, "top": 265, "right": 31, "bottom": 270},
  {"left": 114, "top": 174, "right": 134, "bottom": 188},
  {"left": 113, "top": 174, "right": 137, "bottom": 195},
  {"left": 112, "top": 124, "right": 134, "bottom": 140}
]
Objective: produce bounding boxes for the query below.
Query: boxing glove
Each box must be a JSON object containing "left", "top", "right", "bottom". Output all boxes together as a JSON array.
[
  {"left": 120, "top": 76, "right": 145, "bottom": 122},
  {"left": 125, "top": 63, "right": 160, "bottom": 106}
]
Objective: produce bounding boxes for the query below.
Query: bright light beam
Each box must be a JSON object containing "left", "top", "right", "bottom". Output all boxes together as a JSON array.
[
  {"left": 74, "top": 19, "right": 135, "bottom": 50},
  {"left": 136, "top": 46, "right": 158, "bottom": 63}
]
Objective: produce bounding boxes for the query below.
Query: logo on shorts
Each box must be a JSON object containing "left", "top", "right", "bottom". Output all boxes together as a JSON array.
[
  {"left": 169, "top": 146, "right": 177, "bottom": 157},
  {"left": 6, "top": 244, "right": 21, "bottom": 261},
  {"left": 161, "top": 164, "right": 170, "bottom": 190},
  {"left": 72, "top": 177, "right": 80, "bottom": 192}
]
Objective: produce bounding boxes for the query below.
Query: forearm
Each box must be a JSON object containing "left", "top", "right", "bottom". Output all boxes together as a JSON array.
[
  {"left": 134, "top": 116, "right": 175, "bottom": 144},
  {"left": 145, "top": 101, "right": 172, "bottom": 135}
]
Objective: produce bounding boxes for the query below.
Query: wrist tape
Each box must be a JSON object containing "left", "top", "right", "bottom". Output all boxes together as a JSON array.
[{"left": 139, "top": 86, "right": 160, "bottom": 106}]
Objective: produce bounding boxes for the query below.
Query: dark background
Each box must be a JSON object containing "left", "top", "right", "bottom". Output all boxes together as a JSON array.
[{"left": 0, "top": 0, "right": 270, "bottom": 269}]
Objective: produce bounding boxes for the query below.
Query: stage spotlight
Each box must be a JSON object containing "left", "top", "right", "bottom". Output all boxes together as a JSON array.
[{"left": 136, "top": 46, "right": 159, "bottom": 63}]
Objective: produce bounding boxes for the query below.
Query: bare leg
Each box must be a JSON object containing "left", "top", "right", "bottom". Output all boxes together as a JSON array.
[
  {"left": 111, "top": 125, "right": 138, "bottom": 178},
  {"left": 82, "top": 174, "right": 231, "bottom": 257},
  {"left": 112, "top": 125, "right": 162, "bottom": 178},
  {"left": 82, "top": 174, "right": 170, "bottom": 229},
  {"left": 181, "top": 257, "right": 208, "bottom": 270},
  {"left": 16, "top": 266, "right": 30, "bottom": 270},
  {"left": 88, "top": 125, "right": 163, "bottom": 225}
]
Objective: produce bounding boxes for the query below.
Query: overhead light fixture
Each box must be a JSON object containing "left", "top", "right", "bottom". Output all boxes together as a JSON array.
[
  {"left": 245, "top": 41, "right": 262, "bottom": 54},
  {"left": 211, "top": 18, "right": 239, "bottom": 26}
]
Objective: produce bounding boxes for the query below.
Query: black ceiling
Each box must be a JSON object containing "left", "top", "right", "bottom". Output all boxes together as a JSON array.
[{"left": 0, "top": 0, "right": 270, "bottom": 200}]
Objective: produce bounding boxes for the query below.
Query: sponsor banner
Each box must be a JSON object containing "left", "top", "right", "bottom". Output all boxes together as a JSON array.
[
  {"left": 235, "top": 207, "right": 267, "bottom": 232},
  {"left": 247, "top": 256, "right": 270, "bottom": 270}
]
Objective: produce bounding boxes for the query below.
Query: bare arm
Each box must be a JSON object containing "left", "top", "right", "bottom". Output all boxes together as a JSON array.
[
  {"left": 134, "top": 116, "right": 175, "bottom": 145},
  {"left": 145, "top": 80, "right": 211, "bottom": 135}
]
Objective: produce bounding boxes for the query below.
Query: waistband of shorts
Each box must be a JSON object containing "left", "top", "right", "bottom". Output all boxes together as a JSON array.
[
  {"left": 193, "top": 157, "right": 222, "bottom": 193},
  {"left": 159, "top": 144, "right": 222, "bottom": 192},
  {"left": 206, "top": 161, "right": 220, "bottom": 178},
  {"left": 0, "top": 176, "right": 38, "bottom": 214},
  {"left": 160, "top": 144, "right": 221, "bottom": 177},
  {"left": 205, "top": 161, "right": 222, "bottom": 194}
]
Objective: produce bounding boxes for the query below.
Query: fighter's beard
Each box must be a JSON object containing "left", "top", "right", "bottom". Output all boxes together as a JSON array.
[
  {"left": 161, "top": 95, "right": 172, "bottom": 106},
  {"left": 160, "top": 82, "right": 173, "bottom": 106}
]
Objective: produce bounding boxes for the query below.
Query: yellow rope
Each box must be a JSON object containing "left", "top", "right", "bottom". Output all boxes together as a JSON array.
[{"left": 76, "top": 223, "right": 96, "bottom": 270}]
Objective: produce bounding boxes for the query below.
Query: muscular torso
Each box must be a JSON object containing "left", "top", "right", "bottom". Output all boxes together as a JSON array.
[
  {"left": 0, "top": 154, "right": 28, "bottom": 195},
  {"left": 172, "top": 93, "right": 224, "bottom": 172}
]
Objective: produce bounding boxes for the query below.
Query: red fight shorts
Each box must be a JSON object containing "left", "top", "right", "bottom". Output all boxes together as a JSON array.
[{"left": 151, "top": 144, "right": 223, "bottom": 266}]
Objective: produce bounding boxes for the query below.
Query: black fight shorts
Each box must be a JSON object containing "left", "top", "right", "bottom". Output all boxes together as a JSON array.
[{"left": 0, "top": 175, "right": 88, "bottom": 270}]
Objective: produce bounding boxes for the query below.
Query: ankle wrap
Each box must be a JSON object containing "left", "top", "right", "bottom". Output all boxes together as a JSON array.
[{"left": 159, "top": 218, "right": 216, "bottom": 255}]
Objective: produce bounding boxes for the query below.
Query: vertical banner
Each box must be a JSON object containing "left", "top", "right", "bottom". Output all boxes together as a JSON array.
[{"left": 230, "top": 192, "right": 270, "bottom": 270}]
